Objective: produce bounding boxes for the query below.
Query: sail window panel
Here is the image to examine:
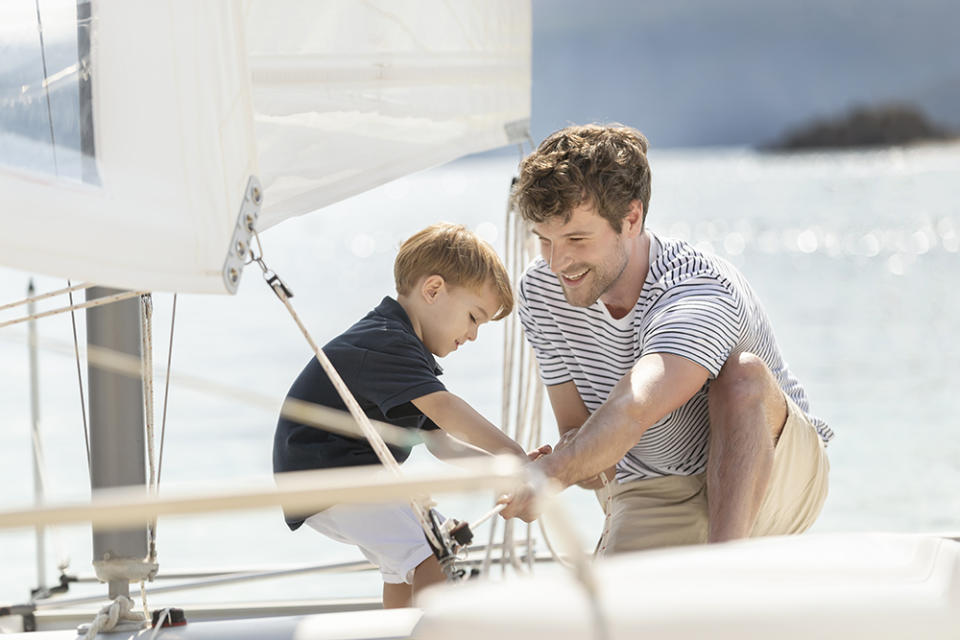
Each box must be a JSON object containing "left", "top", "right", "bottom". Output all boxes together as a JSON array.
[
  {"left": 0, "top": 0, "right": 85, "bottom": 181},
  {"left": 1, "top": 1, "right": 258, "bottom": 295}
]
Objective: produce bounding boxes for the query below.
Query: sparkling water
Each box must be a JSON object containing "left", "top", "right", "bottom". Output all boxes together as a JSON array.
[{"left": 1, "top": 143, "right": 958, "bottom": 606}]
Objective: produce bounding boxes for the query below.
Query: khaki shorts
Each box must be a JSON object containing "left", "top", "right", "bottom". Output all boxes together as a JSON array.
[{"left": 599, "top": 395, "right": 830, "bottom": 555}]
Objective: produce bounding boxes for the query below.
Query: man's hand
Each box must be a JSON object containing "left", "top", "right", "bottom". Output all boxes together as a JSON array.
[
  {"left": 497, "top": 456, "right": 557, "bottom": 522},
  {"left": 497, "top": 480, "right": 541, "bottom": 523},
  {"left": 526, "top": 443, "right": 552, "bottom": 461}
]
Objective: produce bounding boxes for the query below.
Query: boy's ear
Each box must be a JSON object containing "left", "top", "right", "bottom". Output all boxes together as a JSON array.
[{"left": 420, "top": 274, "right": 446, "bottom": 304}]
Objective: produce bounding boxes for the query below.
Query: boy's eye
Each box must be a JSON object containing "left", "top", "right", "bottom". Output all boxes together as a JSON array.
[{"left": 469, "top": 314, "right": 477, "bottom": 324}]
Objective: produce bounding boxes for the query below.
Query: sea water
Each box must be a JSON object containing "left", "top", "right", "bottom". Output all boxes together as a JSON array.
[{"left": 1, "top": 143, "right": 958, "bottom": 606}]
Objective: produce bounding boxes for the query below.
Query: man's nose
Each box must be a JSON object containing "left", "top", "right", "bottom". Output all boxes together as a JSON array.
[{"left": 546, "top": 243, "right": 570, "bottom": 274}]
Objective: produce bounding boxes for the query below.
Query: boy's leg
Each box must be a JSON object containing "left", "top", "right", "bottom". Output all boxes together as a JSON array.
[
  {"left": 412, "top": 555, "right": 445, "bottom": 600},
  {"left": 303, "top": 502, "right": 438, "bottom": 606},
  {"left": 383, "top": 554, "right": 444, "bottom": 607},
  {"left": 383, "top": 582, "right": 413, "bottom": 609}
]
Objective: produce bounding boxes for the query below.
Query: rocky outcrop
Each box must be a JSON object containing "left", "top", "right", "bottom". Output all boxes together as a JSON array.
[{"left": 764, "top": 103, "right": 956, "bottom": 151}]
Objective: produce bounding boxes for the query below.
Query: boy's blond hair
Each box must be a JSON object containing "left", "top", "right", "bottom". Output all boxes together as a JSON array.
[{"left": 394, "top": 223, "right": 513, "bottom": 320}]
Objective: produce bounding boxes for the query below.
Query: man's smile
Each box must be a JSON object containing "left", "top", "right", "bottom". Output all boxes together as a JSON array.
[{"left": 561, "top": 268, "right": 589, "bottom": 285}]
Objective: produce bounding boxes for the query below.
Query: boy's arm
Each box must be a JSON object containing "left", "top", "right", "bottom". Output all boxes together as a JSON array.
[
  {"left": 422, "top": 430, "right": 488, "bottom": 461},
  {"left": 412, "top": 390, "right": 527, "bottom": 458}
]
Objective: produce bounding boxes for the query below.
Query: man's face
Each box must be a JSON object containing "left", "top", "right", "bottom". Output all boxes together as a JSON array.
[{"left": 532, "top": 203, "right": 629, "bottom": 308}]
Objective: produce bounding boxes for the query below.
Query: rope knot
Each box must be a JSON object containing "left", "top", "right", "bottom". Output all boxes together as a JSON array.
[{"left": 78, "top": 595, "right": 146, "bottom": 640}]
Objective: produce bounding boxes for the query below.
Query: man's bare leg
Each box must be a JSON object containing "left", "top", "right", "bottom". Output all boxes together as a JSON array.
[{"left": 707, "top": 352, "right": 787, "bottom": 542}]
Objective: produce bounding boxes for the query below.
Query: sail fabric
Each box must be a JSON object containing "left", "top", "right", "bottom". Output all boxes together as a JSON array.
[
  {"left": 247, "top": 1, "right": 531, "bottom": 230},
  {"left": 0, "top": 0, "right": 531, "bottom": 294}
]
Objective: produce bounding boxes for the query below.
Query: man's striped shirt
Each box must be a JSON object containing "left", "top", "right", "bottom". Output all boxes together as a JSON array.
[{"left": 518, "top": 230, "right": 832, "bottom": 483}]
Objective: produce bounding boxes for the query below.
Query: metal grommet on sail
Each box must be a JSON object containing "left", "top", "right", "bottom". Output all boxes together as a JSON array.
[{"left": 222, "top": 176, "right": 262, "bottom": 294}]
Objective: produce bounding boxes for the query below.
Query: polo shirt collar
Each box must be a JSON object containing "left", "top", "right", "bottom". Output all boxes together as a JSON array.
[{"left": 375, "top": 296, "right": 443, "bottom": 375}]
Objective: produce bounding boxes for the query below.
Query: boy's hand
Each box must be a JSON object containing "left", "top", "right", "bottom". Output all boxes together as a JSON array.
[{"left": 526, "top": 444, "right": 552, "bottom": 461}]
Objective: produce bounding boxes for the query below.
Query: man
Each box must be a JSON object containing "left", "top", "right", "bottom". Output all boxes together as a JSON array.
[{"left": 499, "top": 124, "right": 832, "bottom": 552}]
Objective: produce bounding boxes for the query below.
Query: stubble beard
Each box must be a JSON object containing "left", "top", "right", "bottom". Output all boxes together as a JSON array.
[{"left": 561, "top": 247, "right": 629, "bottom": 308}]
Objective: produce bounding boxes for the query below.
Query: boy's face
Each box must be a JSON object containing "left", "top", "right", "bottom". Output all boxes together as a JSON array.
[{"left": 419, "top": 279, "right": 501, "bottom": 357}]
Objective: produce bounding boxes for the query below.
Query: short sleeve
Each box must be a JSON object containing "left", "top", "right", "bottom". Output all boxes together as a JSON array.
[
  {"left": 350, "top": 334, "right": 446, "bottom": 417},
  {"left": 642, "top": 279, "right": 743, "bottom": 378},
  {"left": 518, "top": 275, "right": 573, "bottom": 386}
]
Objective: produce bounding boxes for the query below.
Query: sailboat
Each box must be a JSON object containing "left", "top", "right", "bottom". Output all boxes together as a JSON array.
[
  {"left": 3, "top": 1, "right": 960, "bottom": 639},
  {"left": 1, "top": 0, "right": 536, "bottom": 637}
]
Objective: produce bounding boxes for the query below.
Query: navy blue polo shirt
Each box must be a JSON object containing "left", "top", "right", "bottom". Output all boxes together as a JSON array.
[{"left": 273, "top": 296, "right": 445, "bottom": 529}]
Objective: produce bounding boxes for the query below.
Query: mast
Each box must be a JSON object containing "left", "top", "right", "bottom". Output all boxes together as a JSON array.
[
  {"left": 78, "top": 0, "right": 155, "bottom": 599},
  {"left": 84, "top": 289, "right": 156, "bottom": 598}
]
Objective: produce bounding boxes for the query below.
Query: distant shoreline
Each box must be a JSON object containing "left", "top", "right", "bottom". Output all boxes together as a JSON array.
[{"left": 762, "top": 103, "right": 958, "bottom": 152}]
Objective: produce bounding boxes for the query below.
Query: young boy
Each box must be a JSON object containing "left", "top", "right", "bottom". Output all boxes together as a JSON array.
[{"left": 273, "top": 222, "right": 547, "bottom": 608}]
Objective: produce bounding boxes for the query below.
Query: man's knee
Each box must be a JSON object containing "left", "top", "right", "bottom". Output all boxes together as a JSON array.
[
  {"left": 711, "top": 352, "right": 772, "bottom": 407},
  {"left": 710, "top": 352, "right": 786, "bottom": 439}
]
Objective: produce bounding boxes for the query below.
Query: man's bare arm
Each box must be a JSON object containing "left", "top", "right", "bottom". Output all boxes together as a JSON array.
[
  {"left": 546, "top": 382, "right": 615, "bottom": 488},
  {"left": 546, "top": 381, "right": 590, "bottom": 437},
  {"left": 540, "top": 353, "right": 710, "bottom": 488}
]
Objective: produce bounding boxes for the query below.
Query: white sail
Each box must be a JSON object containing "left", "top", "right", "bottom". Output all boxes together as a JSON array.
[{"left": 0, "top": 0, "right": 530, "bottom": 294}]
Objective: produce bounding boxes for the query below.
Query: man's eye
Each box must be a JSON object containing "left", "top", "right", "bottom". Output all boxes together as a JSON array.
[{"left": 469, "top": 314, "right": 477, "bottom": 324}]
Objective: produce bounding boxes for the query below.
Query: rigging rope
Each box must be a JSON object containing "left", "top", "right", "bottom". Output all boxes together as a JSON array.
[
  {"left": 156, "top": 294, "right": 177, "bottom": 486},
  {"left": 33, "top": 0, "right": 59, "bottom": 175},
  {"left": 486, "top": 168, "right": 545, "bottom": 576},
  {"left": 140, "top": 294, "right": 159, "bottom": 566},
  {"left": 0, "top": 289, "right": 147, "bottom": 330},
  {"left": 77, "top": 595, "right": 146, "bottom": 640},
  {"left": 495, "top": 140, "right": 613, "bottom": 573},
  {"left": 67, "top": 281, "right": 92, "bottom": 478},
  {"left": 0, "top": 281, "right": 93, "bottom": 314}
]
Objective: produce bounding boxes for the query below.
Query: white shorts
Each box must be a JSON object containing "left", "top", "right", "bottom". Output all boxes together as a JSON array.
[{"left": 304, "top": 502, "right": 437, "bottom": 584}]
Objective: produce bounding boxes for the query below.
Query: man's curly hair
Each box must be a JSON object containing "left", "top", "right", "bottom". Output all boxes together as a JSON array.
[{"left": 512, "top": 124, "right": 652, "bottom": 232}]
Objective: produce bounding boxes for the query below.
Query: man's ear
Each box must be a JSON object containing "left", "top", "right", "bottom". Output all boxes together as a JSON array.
[
  {"left": 420, "top": 274, "right": 446, "bottom": 304},
  {"left": 622, "top": 199, "right": 644, "bottom": 237}
]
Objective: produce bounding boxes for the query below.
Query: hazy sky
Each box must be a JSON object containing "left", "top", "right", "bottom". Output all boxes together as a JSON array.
[
  {"left": 531, "top": 0, "right": 960, "bottom": 147},
  {"left": 4, "top": 1, "right": 958, "bottom": 151}
]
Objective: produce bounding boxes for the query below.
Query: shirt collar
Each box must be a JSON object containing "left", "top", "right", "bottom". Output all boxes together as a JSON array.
[{"left": 374, "top": 296, "right": 443, "bottom": 375}]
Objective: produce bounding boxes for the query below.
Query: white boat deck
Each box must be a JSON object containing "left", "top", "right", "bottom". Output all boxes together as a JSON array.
[{"left": 5, "top": 606, "right": 420, "bottom": 640}]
